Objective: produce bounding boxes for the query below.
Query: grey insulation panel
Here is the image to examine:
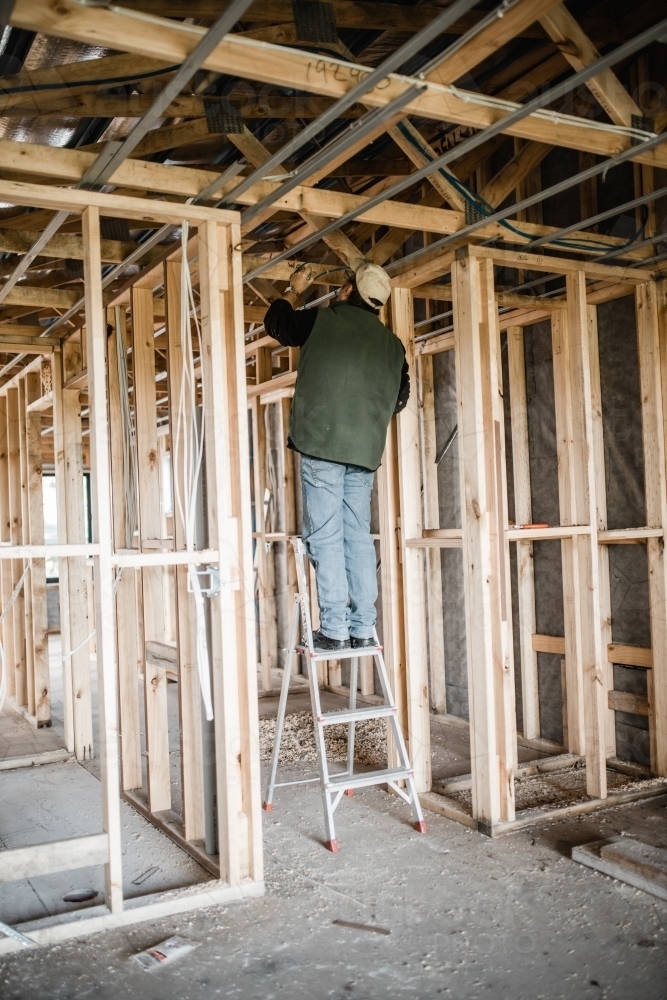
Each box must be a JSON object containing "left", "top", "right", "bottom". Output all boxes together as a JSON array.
[
  {"left": 430, "top": 295, "right": 652, "bottom": 762},
  {"left": 433, "top": 348, "right": 468, "bottom": 719},
  {"left": 523, "top": 319, "right": 566, "bottom": 744}
]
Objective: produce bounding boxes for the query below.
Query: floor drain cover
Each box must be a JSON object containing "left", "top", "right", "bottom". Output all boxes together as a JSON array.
[{"left": 62, "top": 889, "right": 98, "bottom": 903}]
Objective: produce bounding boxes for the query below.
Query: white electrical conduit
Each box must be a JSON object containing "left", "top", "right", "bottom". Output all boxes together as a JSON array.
[
  {"left": 59, "top": 570, "right": 124, "bottom": 665},
  {"left": 173, "top": 222, "right": 214, "bottom": 721},
  {"left": 57, "top": 312, "right": 137, "bottom": 673}
]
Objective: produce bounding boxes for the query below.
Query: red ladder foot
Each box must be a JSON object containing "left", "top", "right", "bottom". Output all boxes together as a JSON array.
[
  {"left": 262, "top": 801, "right": 273, "bottom": 811},
  {"left": 414, "top": 820, "right": 427, "bottom": 833},
  {"left": 344, "top": 789, "right": 354, "bottom": 796},
  {"left": 325, "top": 839, "right": 339, "bottom": 853}
]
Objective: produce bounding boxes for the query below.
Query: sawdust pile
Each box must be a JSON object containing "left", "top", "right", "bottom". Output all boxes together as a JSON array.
[{"left": 259, "top": 711, "right": 387, "bottom": 764}]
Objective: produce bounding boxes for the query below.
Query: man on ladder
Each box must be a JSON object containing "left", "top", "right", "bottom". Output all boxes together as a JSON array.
[
  {"left": 264, "top": 259, "right": 409, "bottom": 651},
  {"left": 263, "top": 261, "right": 426, "bottom": 851}
]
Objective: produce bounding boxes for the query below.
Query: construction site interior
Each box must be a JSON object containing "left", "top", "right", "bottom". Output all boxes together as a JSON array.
[{"left": 0, "top": 0, "right": 666, "bottom": 996}]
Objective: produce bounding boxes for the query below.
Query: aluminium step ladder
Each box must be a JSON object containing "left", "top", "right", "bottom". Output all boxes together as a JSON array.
[{"left": 262, "top": 537, "right": 426, "bottom": 852}]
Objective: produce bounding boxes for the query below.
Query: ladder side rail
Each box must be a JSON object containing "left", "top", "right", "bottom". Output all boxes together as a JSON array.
[
  {"left": 372, "top": 630, "right": 397, "bottom": 707},
  {"left": 263, "top": 598, "right": 301, "bottom": 809},
  {"left": 347, "top": 656, "right": 359, "bottom": 780}
]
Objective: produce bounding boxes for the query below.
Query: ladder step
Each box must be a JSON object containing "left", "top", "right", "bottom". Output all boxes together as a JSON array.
[
  {"left": 317, "top": 705, "right": 395, "bottom": 725},
  {"left": 295, "top": 644, "right": 381, "bottom": 661},
  {"left": 326, "top": 767, "right": 412, "bottom": 791}
]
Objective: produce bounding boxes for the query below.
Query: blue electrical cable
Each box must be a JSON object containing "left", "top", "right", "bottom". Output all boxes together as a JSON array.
[{"left": 395, "top": 121, "right": 646, "bottom": 256}]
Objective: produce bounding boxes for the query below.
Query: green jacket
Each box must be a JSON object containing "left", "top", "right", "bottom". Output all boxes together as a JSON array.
[{"left": 289, "top": 303, "right": 405, "bottom": 471}]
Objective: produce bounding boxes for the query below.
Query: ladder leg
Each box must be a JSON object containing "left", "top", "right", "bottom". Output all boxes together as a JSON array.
[
  {"left": 263, "top": 598, "right": 300, "bottom": 810},
  {"left": 406, "top": 772, "right": 427, "bottom": 832},
  {"left": 373, "top": 631, "right": 393, "bottom": 705},
  {"left": 387, "top": 707, "right": 427, "bottom": 832},
  {"left": 345, "top": 656, "right": 358, "bottom": 795},
  {"left": 307, "top": 650, "right": 339, "bottom": 852},
  {"left": 389, "top": 718, "right": 427, "bottom": 831},
  {"left": 378, "top": 646, "right": 427, "bottom": 834}
]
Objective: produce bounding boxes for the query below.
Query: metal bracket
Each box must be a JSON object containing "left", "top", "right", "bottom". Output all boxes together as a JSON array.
[
  {"left": 204, "top": 97, "right": 243, "bottom": 135},
  {"left": 201, "top": 566, "right": 221, "bottom": 597},
  {"left": 187, "top": 566, "right": 221, "bottom": 598},
  {"left": 631, "top": 115, "right": 655, "bottom": 146}
]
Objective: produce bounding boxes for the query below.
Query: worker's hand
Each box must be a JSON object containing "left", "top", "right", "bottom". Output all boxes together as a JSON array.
[{"left": 289, "top": 265, "right": 314, "bottom": 296}]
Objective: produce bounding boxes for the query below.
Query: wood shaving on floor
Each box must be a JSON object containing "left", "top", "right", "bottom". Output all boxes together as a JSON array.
[
  {"left": 447, "top": 763, "right": 666, "bottom": 812},
  {"left": 259, "top": 711, "right": 386, "bottom": 764}
]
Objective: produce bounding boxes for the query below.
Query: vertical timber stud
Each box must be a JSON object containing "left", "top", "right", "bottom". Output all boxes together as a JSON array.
[
  {"left": 636, "top": 281, "right": 667, "bottom": 775},
  {"left": 0, "top": 397, "right": 14, "bottom": 702},
  {"left": 507, "top": 326, "right": 539, "bottom": 740},
  {"left": 62, "top": 381, "right": 93, "bottom": 759},
  {"left": 165, "top": 258, "right": 205, "bottom": 841},
  {"left": 452, "top": 249, "right": 516, "bottom": 830},
  {"left": 82, "top": 205, "right": 123, "bottom": 912},
  {"left": 18, "top": 378, "right": 35, "bottom": 717},
  {"left": 558, "top": 272, "right": 606, "bottom": 797},
  {"left": 280, "top": 397, "right": 300, "bottom": 677},
  {"left": 586, "top": 306, "right": 615, "bottom": 758},
  {"left": 51, "top": 349, "right": 74, "bottom": 751},
  {"left": 377, "top": 415, "right": 406, "bottom": 769},
  {"left": 107, "top": 307, "right": 142, "bottom": 791},
  {"left": 224, "top": 219, "right": 263, "bottom": 883},
  {"left": 199, "top": 218, "right": 261, "bottom": 885},
  {"left": 7, "top": 387, "right": 26, "bottom": 707},
  {"left": 250, "top": 393, "right": 272, "bottom": 691},
  {"left": 132, "top": 284, "right": 171, "bottom": 813},
  {"left": 392, "top": 287, "right": 431, "bottom": 792},
  {"left": 551, "top": 306, "right": 585, "bottom": 756},
  {"left": 250, "top": 344, "right": 273, "bottom": 690},
  {"left": 417, "top": 352, "right": 446, "bottom": 715},
  {"left": 25, "top": 371, "right": 50, "bottom": 725},
  {"left": 272, "top": 399, "right": 298, "bottom": 673}
]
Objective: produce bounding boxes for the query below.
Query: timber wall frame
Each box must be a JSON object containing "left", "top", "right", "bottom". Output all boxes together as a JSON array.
[
  {"left": 248, "top": 244, "right": 667, "bottom": 837},
  {"left": 0, "top": 181, "right": 263, "bottom": 953},
  {"left": 1, "top": 0, "right": 667, "bottom": 926},
  {"left": 401, "top": 245, "right": 667, "bottom": 834}
]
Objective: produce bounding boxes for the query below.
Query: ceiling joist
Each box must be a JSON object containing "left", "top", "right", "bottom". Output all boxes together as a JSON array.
[{"left": 9, "top": 0, "right": 667, "bottom": 168}]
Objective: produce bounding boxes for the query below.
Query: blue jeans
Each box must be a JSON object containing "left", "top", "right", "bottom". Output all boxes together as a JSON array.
[{"left": 301, "top": 456, "right": 377, "bottom": 640}]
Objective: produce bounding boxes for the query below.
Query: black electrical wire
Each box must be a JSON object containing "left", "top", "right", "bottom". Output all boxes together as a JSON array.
[{"left": 0, "top": 65, "right": 181, "bottom": 96}]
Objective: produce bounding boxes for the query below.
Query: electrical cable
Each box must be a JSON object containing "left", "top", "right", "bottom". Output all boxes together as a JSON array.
[
  {"left": 59, "top": 569, "right": 124, "bottom": 665},
  {"left": 391, "top": 125, "right": 667, "bottom": 278},
  {"left": 241, "top": 83, "right": 426, "bottom": 226},
  {"left": 243, "top": 14, "right": 667, "bottom": 284},
  {"left": 218, "top": 0, "right": 483, "bottom": 207},
  {"left": 0, "top": 64, "right": 182, "bottom": 96},
  {"left": 244, "top": 279, "right": 343, "bottom": 340},
  {"left": 5, "top": 3, "right": 253, "bottom": 335},
  {"left": 114, "top": 305, "right": 138, "bottom": 551},
  {"left": 525, "top": 192, "right": 662, "bottom": 252},
  {"left": 392, "top": 120, "right": 652, "bottom": 255},
  {"left": 173, "top": 221, "right": 214, "bottom": 721}
]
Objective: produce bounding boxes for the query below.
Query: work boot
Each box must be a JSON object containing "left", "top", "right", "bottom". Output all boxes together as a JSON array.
[
  {"left": 311, "top": 629, "right": 349, "bottom": 652},
  {"left": 350, "top": 636, "right": 376, "bottom": 649}
]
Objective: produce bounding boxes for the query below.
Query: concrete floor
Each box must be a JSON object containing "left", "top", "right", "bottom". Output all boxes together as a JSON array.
[
  {"left": 2, "top": 656, "right": 666, "bottom": 997},
  {"left": 0, "top": 637, "right": 211, "bottom": 925},
  {"left": 1, "top": 767, "right": 666, "bottom": 999},
  {"left": 0, "top": 759, "right": 212, "bottom": 924}
]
